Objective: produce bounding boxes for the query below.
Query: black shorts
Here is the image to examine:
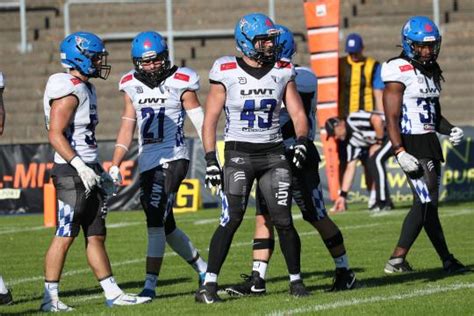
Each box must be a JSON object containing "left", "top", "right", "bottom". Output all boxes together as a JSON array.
[{"left": 53, "top": 175, "right": 106, "bottom": 238}]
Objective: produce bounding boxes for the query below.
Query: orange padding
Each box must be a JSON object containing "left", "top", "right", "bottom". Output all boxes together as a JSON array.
[
  {"left": 310, "top": 57, "right": 338, "bottom": 77},
  {"left": 308, "top": 32, "right": 338, "bottom": 53},
  {"left": 304, "top": 0, "right": 339, "bottom": 28},
  {"left": 43, "top": 183, "right": 57, "bottom": 227}
]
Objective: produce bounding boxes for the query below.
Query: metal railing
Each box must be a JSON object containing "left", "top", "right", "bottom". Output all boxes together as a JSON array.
[
  {"left": 63, "top": 0, "right": 276, "bottom": 64},
  {"left": 0, "top": 0, "right": 29, "bottom": 53}
]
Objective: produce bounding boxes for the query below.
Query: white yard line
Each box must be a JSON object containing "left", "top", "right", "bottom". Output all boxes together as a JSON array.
[
  {"left": 0, "top": 221, "right": 141, "bottom": 235},
  {"left": 267, "top": 283, "right": 474, "bottom": 315}
]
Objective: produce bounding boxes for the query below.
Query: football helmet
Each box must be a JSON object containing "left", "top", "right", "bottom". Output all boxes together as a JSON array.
[
  {"left": 234, "top": 13, "right": 280, "bottom": 64},
  {"left": 131, "top": 31, "right": 170, "bottom": 85},
  {"left": 60, "top": 32, "right": 111, "bottom": 79},
  {"left": 401, "top": 16, "right": 441, "bottom": 64},
  {"left": 276, "top": 24, "right": 296, "bottom": 62}
]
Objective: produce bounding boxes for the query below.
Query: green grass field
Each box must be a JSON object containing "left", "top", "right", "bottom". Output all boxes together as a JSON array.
[{"left": 1, "top": 201, "right": 473, "bottom": 315}]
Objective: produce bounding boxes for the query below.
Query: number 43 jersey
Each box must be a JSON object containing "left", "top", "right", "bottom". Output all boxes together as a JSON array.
[
  {"left": 381, "top": 57, "right": 440, "bottom": 135},
  {"left": 119, "top": 67, "right": 199, "bottom": 173},
  {"left": 209, "top": 56, "right": 296, "bottom": 143},
  {"left": 43, "top": 73, "right": 99, "bottom": 164}
]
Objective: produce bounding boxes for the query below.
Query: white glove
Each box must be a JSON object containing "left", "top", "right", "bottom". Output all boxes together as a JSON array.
[
  {"left": 449, "top": 127, "right": 463, "bottom": 146},
  {"left": 396, "top": 151, "right": 420, "bottom": 173},
  {"left": 70, "top": 156, "right": 101, "bottom": 195},
  {"left": 99, "top": 172, "right": 116, "bottom": 196},
  {"left": 108, "top": 165, "right": 122, "bottom": 196}
]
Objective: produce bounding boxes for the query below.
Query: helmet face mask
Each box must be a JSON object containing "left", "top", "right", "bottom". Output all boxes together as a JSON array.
[
  {"left": 401, "top": 16, "right": 441, "bottom": 65},
  {"left": 60, "top": 32, "right": 111, "bottom": 80},
  {"left": 235, "top": 13, "right": 280, "bottom": 65},
  {"left": 131, "top": 31, "right": 170, "bottom": 86}
]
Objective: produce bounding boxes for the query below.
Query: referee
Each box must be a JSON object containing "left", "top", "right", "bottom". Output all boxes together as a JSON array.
[{"left": 326, "top": 111, "right": 393, "bottom": 212}]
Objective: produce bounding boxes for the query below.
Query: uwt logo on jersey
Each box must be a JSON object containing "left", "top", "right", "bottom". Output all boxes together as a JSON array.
[
  {"left": 138, "top": 97, "right": 166, "bottom": 104},
  {"left": 240, "top": 88, "right": 275, "bottom": 96}
]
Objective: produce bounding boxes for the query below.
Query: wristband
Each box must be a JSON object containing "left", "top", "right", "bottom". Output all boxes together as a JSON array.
[
  {"left": 392, "top": 144, "right": 404, "bottom": 154},
  {"left": 339, "top": 190, "right": 348, "bottom": 198},
  {"left": 115, "top": 143, "right": 129, "bottom": 152}
]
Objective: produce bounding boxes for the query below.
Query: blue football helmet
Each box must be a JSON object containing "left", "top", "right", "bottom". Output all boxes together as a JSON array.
[
  {"left": 234, "top": 13, "right": 280, "bottom": 64},
  {"left": 131, "top": 31, "right": 170, "bottom": 84},
  {"left": 401, "top": 16, "right": 441, "bottom": 64},
  {"left": 276, "top": 24, "right": 296, "bottom": 62},
  {"left": 60, "top": 32, "right": 110, "bottom": 79}
]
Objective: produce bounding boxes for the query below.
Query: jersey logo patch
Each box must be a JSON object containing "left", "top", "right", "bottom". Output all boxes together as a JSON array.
[
  {"left": 399, "top": 64, "right": 414, "bottom": 72},
  {"left": 120, "top": 74, "right": 133, "bottom": 84},
  {"left": 220, "top": 62, "right": 237, "bottom": 71},
  {"left": 174, "top": 72, "right": 190, "bottom": 81},
  {"left": 276, "top": 61, "right": 292, "bottom": 69},
  {"left": 70, "top": 77, "right": 82, "bottom": 85}
]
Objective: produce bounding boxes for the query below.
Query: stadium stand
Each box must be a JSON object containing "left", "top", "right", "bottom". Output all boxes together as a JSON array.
[{"left": 0, "top": 0, "right": 472, "bottom": 144}]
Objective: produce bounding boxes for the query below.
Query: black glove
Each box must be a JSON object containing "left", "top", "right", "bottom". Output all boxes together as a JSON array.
[
  {"left": 292, "top": 136, "right": 308, "bottom": 169},
  {"left": 205, "top": 151, "right": 222, "bottom": 193}
]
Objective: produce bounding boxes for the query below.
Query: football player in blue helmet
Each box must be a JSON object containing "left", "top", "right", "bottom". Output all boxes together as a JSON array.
[
  {"left": 131, "top": 31, "right": 171, "bottom": 87},
  {"left": 234, "top": 13, "right": 280, "bottom": 64},
  {"left": 401, "top": 16, "right": 441, "bottom": 65},
  {"left": 60, "top": 31, "right": 111, "bottom": 79}
]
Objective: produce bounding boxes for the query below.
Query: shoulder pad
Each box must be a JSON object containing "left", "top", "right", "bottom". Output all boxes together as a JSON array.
[
  {"left": 45, "top": 73, "right": 78, "bottom": 99},
  {"left": 295, "top": 66, "right": 317, "bottom": 93},
  {"left": 276, "top": 61, "right": 293, "bottom": 69},
  {"left": 118, "top": 70, "right": 135, "bottom": 91},
  {"left": 168, "top": 67, "right": 200, "bottom": 90},
  {"left": 215, "top": 56, "right": 237, "bottom": 71}
]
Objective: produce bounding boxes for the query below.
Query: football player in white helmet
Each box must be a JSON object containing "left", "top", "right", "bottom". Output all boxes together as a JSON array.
[
  {"left": 41, "top": 32, "right": 151, "bottom": 312},
  {"left": 382, "top": 16, "right": 467, "bottom": 274},
  {"left": 109, "top": 31, "right": 208, "bottom": 299},
  {"left": 196, "top": 13, "right": 310, "bottom": 304}
]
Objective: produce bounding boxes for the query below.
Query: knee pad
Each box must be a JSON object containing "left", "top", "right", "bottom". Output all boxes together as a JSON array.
[
  {"left": 253, "top": 238, "right": 275, "bottom": 251},
  {"left": 323, "top": 231, "right": 344, "bottom": 249}
]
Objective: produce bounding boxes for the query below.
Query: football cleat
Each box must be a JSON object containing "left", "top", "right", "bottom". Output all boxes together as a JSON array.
[
  {"left": 289, "top": 279, "right": 310, "bottom": 297},
  {"left": 384, "top": 257, "right": 414, "bottom": 274},
  {"left": 106, "top": 293, "right": 151, "bottom": 307},
  {"left": 195, "top": 282, "right": 222, "bottom": 304},
  {"left": 443, "top": 255, "right": 469, "bottom": 274},
  {"left": 225, "top": 271, "right": 266, "bottom": 296},
  {"left": 40, "top": 299, "right": 73, "bottom": 312},
  {"left": 138, "top": 288, "right": 156, "bottom": 299},
  {"left": 328, "top": 268, "right": 357, "bottom": 292},
  {"left": 0, "top": 289, "right": 13, "bottom": 305}
]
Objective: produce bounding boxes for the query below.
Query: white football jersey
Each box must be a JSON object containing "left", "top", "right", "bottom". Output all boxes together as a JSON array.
[
  {"left": 280, "top": 66, "right": 318, "bottom": 147},
  {"left": 0, "top": 72, "right": 5, "bottom": 88},
  {"left": 209, "top": 56, "right": 296, "bottom": 143},
  {"left": 43, "top": 73, "right": 99, "bottom": 164},
  {"left": 119, "top": 67, "right": 199, "bottom": 173},
  {"left": 381, "top": 58, "right": 440, "bottom": 135}
]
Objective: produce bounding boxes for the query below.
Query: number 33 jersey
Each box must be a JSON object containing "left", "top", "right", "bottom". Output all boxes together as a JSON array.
[
  {"left": 381, "top": 57, "right": 440, "bottom": 135},
  {"left": 43, "top": 73, "right": 99, "bottom": 164},
  {"left": 119, "top": 67, "right": 199, "bottom": 173},
  {"left": 209, "top": 56, "right": 296, "bottom": 143}
]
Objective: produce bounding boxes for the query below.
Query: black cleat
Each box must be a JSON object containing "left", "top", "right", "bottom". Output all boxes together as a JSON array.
[
  {"left": 195, "top": 282, "right": 222, "bottom": 304},
  {"left": 328, "top": 268, "right": 357, "bottom": 292},
  {"left": 384, "top": 257, "right": 414, "bottom": 274},
  {"left": 0, "top": 289, "right": 13, "bottom": 305},
  {"left": 289, "top": 279, "right": 310, "bottom": 297},
  {"left": 443, "top": 255, "right": 469, "bottom": 274},
  {"left": 225, "top": 271, "right": 266, "bottom": 296}
]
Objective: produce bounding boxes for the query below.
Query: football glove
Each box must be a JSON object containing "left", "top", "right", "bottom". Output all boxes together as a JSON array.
[
  {"left": 292, "top": 136, "right": 308, "bottom": 169},
  {"left": 99, "top": 172, "right": 116, "bottom": 196},
  {"left": 449, "top": 127, "right": 463, "bottom": 146},
  {"left": 108, "top": 165, "right": 122, "bottom": 195},
  {"left": 396, "top": 151, "right": 420, "bottom": 174},
  {"left": 205, "top": 151, "right": 222, "bottom": 194},
  {"left": 70, "top": 156, "right": 101, "bottom": 195}
]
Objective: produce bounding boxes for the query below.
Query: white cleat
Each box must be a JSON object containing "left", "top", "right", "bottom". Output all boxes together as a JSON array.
[
  {"left": 106, "top": 293, "right": 151, "bottom": 307},
  {"left": 40, "top": 299, "right": 74, "bottom": 312}
]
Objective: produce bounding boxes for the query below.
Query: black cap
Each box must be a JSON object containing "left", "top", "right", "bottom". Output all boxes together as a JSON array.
[{"left": 325, "top": 117, "right": 340, "bottom": 140}]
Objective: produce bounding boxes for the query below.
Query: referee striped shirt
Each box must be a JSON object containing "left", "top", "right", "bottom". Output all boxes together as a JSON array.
[{"left": 345, "top": 110, "right": 385, "bottom": 161}]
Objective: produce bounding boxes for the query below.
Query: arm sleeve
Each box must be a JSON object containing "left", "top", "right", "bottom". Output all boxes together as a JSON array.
[{"left": 434, "top": 101, "right": 454, "bottom": 135}]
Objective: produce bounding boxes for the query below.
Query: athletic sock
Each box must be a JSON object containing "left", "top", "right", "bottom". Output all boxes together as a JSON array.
[
  {"left": 44, "top": 281, "right": 59, "bottom": 301},
  {"left": 334, "top": 254, "right": 349, "bottom": 269},
  {"left": 0, "top": 276, "right": 7, "bottom": 294},
  {"left": 99, "top": 276, "right": 123, "bottom": 300},
  {"left": 203, "top": 272, "right": 217, "bottom": 285},
  {"left": 289, "top": 273, "right": 301, "bottom": 282},
  {"left": 143, "top": 273, "right": 158, "bottom": 290},
  {"left": 252, "top": 260, "right": 268, "bottom": 279}
]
